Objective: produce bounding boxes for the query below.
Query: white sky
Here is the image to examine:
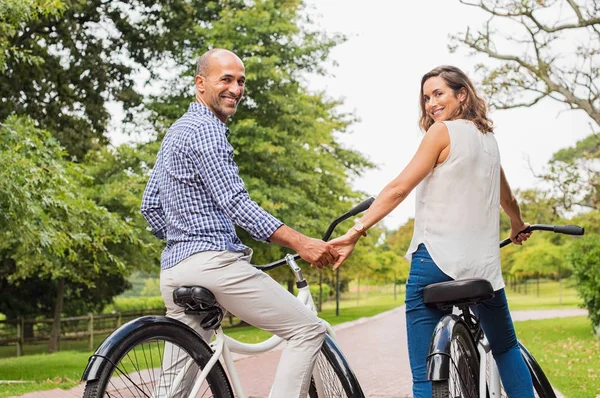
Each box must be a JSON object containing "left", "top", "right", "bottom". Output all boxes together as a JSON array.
[
  {"left": 302, "top": 0, "right": 597, "bottom": 229},
  {"left": 108, "top": 0, "right": 596, "bottom": 230}
]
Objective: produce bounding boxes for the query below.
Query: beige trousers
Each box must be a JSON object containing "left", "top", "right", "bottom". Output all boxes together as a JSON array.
[{"left": 159, "top": 249, "right": 326, "bottom": 398}]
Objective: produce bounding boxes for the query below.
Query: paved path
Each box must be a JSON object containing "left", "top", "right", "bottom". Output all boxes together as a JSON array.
[{"left": 12, "top": 307, "right": 587, "bottom": 397}]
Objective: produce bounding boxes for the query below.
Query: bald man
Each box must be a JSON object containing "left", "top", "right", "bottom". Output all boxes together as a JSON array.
[{"left": 141, "top": 49, "right": 338, "bottom": 397}]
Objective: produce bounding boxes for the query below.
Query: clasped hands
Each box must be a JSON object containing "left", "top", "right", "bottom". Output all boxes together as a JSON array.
[{"left": 298, "top": 231, "right": 362, "bottom": 270}]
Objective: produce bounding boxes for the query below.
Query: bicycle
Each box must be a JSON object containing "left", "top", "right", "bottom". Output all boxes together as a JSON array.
[
  {"left": 80, "top": 198, "right": 374, "bottom": 398},
  {"left": 422, "top": 224, "right": 585, "bottom": 398}
]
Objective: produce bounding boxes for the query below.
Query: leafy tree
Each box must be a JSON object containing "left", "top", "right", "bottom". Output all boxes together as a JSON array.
[
  {"left": 538, "top": 133, "right": 600, "bottom": 212},
  {"left": 143, "top": 0, "right": 375, "bottom": 283},
  {"left": 0, "top": 0, "right": 65, "bottom": 72},
  {"left": 0, "top": 0, "right": 233, "bottom": 159},
  {"left": 0, "top": 115, "right": 142, "bottom": 351},
  {"left": 452, "top": 0, "right": 600, "bottom": 126}
]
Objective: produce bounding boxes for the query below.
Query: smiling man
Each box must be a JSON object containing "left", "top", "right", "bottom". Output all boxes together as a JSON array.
[{"left": 141, "top": 49, "right": 338, "bottom": 397}]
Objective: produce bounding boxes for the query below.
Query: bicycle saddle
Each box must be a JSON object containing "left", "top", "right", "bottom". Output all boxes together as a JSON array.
[
  {"left": 423, "top": 278, "right": 494, "bottom": 310},
  {"left": 173, "top": 286, "right": 224, "bottom": 330}
]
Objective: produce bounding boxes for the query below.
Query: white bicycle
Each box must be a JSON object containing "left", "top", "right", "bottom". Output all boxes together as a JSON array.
[{"left": 80, "top": 199, "right": 373, "bottom": 398}]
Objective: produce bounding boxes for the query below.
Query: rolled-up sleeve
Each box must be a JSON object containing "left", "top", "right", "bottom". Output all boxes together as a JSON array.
[
  {"left": 189, "top": 125, "right": 283, "bottom": 241},
  {"left": 141, "top": 162, "right": 167, "bottom": 240}
]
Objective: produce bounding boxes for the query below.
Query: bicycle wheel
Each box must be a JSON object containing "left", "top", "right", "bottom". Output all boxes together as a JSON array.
[
  {"left": 308, "top": 335, "right": 364, "bottom": 398},
  {"left": 83, "top": 322, "right": 233, "bottom": 398},
  {"left": 432, "top": 322, "right": 479, "bottom": 398}
]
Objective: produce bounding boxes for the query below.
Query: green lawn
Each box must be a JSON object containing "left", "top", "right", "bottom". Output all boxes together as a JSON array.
[
  {"left": 506, "top": 280, "right": 582, "bottom": 310},
  {"left": 514, "top": 316, "right": 600, "bottom": 397}
]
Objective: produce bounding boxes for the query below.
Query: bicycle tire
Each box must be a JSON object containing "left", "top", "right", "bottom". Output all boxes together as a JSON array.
[
  {"left": 308, "top": 335, "right": 364, "bottom": 398},
  {"left": 431, "top": 322, "right": 479, "bottom": 398},
  {"left": 82, "top": 322, "right": 233, "bottom": 398}
]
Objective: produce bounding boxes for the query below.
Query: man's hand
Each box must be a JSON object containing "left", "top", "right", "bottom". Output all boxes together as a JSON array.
[
  {"left": 297, "top": 237, "right": 339, "bottom": 269},
  {"left": 510, "top": 221, "right": 532, "bottom": 245}
]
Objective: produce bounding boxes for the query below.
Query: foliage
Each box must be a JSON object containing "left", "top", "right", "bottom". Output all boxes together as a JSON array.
[
  {"left": 0, "top": 116, "right": 140, "bottom": 318},
  {"left": 539, "top": 133, "right": 600, "bottom": 212},
  {"left": 0, "top": 0, "right": 233, "bottom": 159},
  {"left": 103, "top": 296, "right": 166, "bottom": 313},
  {"left": 142, "top": 0, "right": 376, "bottom": 281},
  {"left": 0, "top": 0, "right": 65, "bottom": 72},
  {"left": 510, "top": 239, "right": 571, "bottom": 278},
  {"left": 452, "top": 0, "right": 600, "bottom": 126},
  {"left": 568, "top": 233, "right": 600, "bottom": 336}
]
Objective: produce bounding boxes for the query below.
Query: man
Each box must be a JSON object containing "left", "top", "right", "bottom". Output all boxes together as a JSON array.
[{"left": 141, "top": 48, "right": 339, "bottom": 397}]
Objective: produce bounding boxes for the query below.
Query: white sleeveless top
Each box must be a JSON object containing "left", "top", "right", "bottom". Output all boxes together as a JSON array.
[{"left": 405, "top": 119, "right": 504, "bottom": 290}]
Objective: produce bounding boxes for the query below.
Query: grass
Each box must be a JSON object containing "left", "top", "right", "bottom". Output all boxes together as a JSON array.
[
  {"left": 514, "top": 316, "right": 600, "bottom": 397},
  {"left": 505, "top": 279, "right": 582, "bottom": 310}
]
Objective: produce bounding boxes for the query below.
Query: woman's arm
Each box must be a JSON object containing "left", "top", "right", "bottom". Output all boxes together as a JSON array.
[
  {"left": 331, "top": 122, "right": 450, "bottom": 268},
  {"left": 500, "top": 167, "right": 531, "bottom": 245}
]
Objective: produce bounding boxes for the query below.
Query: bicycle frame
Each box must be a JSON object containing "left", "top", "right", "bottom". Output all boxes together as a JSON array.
[{"left": 168, "top": 255, "right": 337, "bottom": 398}]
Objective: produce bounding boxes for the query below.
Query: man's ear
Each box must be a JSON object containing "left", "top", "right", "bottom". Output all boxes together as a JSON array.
[{"left": 195, "top": 75, "right": 205, "bottom": 94}]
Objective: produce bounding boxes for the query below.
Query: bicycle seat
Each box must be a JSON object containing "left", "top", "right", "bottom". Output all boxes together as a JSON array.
[
  {"left": 423, "top": 278, "right": 495, "bottom": 310},
  {"left": 173, "top": 286, "right": 224, "bottom": 330}
]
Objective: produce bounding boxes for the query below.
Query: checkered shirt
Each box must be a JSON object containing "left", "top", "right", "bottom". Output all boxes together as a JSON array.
[{"left": 141, "top": 102, "right": 283, "bottom": 270}]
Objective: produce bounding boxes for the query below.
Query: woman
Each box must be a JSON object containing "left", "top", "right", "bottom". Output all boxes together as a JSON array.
[{"left": 331, "top": 65, "right": 535, "bottom": 397}]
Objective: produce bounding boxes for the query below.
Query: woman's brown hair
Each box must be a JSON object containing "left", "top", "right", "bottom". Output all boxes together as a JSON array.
[{"left": 418, "top": 65, "right": 494, "bottom": 134}]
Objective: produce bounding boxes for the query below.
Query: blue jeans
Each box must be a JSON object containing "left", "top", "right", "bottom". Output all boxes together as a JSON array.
[{"left": 405, "top": 244, "right": 534, "bottom": 398}]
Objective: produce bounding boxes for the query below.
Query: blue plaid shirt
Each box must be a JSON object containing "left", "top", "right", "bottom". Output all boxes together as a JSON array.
[{"left": 141, "top": 102, "right": 283, "bottom": 270}]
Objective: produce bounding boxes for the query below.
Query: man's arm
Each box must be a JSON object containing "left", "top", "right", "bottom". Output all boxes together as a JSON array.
[
  {"left": 189, "top": 125, "right": 338, "bottom": 267},
  {"left": 141, "top": 164, "right": 167, "bottom": 240}
]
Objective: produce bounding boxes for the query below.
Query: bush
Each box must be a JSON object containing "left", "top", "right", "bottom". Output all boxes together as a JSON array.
[
  {"left": 103, "top": 296, "right": 165, "bottom": 313},
  {"left": 569, "top": 234, "right": 600, "bottom": 338}
]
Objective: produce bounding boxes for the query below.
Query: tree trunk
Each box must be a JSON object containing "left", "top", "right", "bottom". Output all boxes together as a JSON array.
[
  {"left": 48, "top": 278, "right": 65, "bottom": 353},
  {"left": 287, "top": 278, "right": 294, "bottom": 295}
]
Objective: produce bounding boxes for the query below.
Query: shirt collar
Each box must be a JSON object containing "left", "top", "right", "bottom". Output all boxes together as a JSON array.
[{"left": 188, "top": 102, "right": 231, "bottom": 137}]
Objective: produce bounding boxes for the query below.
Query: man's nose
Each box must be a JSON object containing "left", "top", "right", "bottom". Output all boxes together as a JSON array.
[{"left": 229, "top": 83, "right": 242, "bottom": 96}]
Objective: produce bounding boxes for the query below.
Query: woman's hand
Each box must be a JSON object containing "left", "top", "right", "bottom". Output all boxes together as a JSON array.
[
  {"left": 510, "top": 221, "right": 532, "bottom": 245},
  {"left": 329, "top": 231, "right": 362, "bottom": 269}
]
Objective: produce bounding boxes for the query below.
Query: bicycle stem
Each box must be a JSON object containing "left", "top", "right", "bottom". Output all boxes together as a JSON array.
[{"left": 285, "top": 254, "right": 308, "bottom": 288}]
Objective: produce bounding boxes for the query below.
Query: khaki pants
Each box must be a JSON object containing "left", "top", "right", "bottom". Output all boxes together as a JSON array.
[{"left": 159, "top": 249, "right": 326, "bottom": 398}]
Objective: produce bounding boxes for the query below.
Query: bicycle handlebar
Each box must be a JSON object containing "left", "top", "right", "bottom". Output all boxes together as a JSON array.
[
  {"left": 254, "top": 197, "right": 376, "bottom": 272},
  {"left": 499, "top": 224, "right": 585, "bottom": 248}
]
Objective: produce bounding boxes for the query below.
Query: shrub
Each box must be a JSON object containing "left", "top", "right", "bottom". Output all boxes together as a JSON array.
[
  {"left": 568, "top": 234, "right": 600, "bottom": 338},
  {"left": 103, "top": 296, "right": 165, "bottom": 313}
]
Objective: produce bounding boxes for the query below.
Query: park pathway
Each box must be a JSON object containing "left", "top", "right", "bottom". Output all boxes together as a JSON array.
[{"left": 12, "top": 307, "right": 587, "bottom": 398}]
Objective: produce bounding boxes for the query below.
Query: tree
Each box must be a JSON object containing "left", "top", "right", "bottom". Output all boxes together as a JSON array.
[
  {"left": 0, "top": 0, "right": 235, "bottom": 159},
  {"left": 539, "top": 133, "right": 600, "bottom": 212},
  {"left": 568, "top": 233, "right": 600, "bottom": 337},
  {"left": 0, "top": 116, "right": 142, "bottom": 351},
  {"left": 143, "top": 0, "right": 374, "bottom": 282},
  {"left": 452, "top": 0, "right": 600, "bottom": 126}
]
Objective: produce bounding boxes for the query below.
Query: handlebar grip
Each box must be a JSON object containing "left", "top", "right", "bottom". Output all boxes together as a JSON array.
[
  {"left": 346, "top": 197, "right": 375, "bottom": 217},
  {"left": 553, "top": 225, "right": 585, "bottom": 235}
]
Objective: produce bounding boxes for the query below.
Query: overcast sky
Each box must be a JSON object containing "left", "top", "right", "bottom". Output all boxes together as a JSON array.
[{"left": 302, "top": 0, "right": 596, "bottom": 229}]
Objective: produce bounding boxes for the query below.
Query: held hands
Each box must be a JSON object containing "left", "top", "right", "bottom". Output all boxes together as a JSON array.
[
  {"left": 297, "top": 237, "right": 340, "bottom": 269},
  {"left": 510, "top": 221, "right": 532, "bottom": 245}
]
